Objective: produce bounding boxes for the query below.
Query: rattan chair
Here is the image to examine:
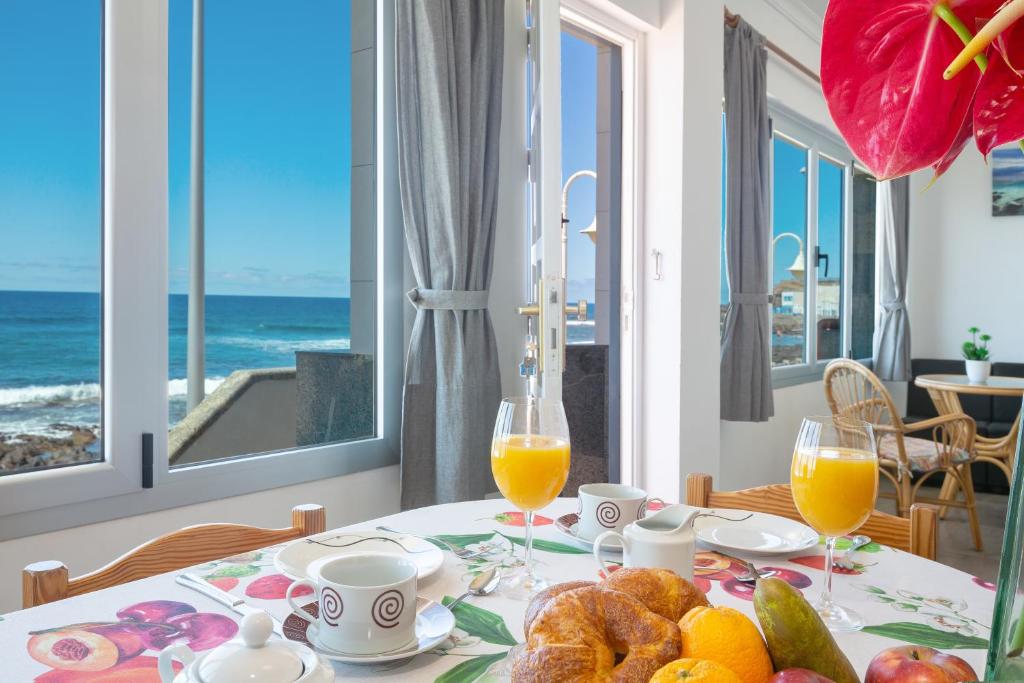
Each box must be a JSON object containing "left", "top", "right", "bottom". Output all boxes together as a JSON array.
[
  {"left": 823, "top": 359, "right": 981, "bottom": 550},
  {"left": 22, "top": 503, "right": 325, "bottom": 608},
  {"left": 685, "top": 473, "right": 937, "bottom": 559}
]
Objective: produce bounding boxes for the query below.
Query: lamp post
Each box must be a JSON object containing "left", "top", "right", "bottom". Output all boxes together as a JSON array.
[
  {"left": 561, "top": 170, "right": 598, "bottom": 273},
  {"left": 772, "top": 231, "right": 806, "bottom": 280}
]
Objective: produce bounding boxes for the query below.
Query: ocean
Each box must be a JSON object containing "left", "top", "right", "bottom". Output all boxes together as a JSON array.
[
  {"left": 0, "top": 290, "right": 351, "bottom": 437},
  {"left": 0, "top": 290, "right": 597, "bottom": 438}
]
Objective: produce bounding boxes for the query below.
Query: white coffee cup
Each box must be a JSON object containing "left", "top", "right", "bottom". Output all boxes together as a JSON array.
[
  {"left": 286, "top": 552, "right": 417, "bottom": 655},
  {"left": 576, "top": 483, "right": 664, "bottom": 542}
]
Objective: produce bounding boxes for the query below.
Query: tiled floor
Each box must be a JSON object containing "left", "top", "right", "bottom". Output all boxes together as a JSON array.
[{"left": 877, "top": 489, "right": 1008, "bottom": 581}]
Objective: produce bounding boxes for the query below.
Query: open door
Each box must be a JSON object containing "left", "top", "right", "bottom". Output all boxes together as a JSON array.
[{"left": 519, "top": 0, "right": 569, "bottom": 400}]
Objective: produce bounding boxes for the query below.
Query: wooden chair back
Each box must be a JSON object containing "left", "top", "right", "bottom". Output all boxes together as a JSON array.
[
  {"left": 823, "top": 359, "right": 905, "bottom": 432},
  {"left": 23, "top": 503, "right": 325, "bottom": 608},
  {"left": 685, "top": 474, "right": 937, "bottom": 560}
]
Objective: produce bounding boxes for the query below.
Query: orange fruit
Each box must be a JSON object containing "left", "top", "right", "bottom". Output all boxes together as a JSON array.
[
  {"left": 651, "top": 658, "right": 746, "bottom": 683},
  {"left": 678, "top": 606, "right": 774, "bottom": 683}
]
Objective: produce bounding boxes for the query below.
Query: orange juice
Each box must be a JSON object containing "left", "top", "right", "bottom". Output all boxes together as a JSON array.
[
  {"left": 791, "top": 447, "right": 878, "bottom": 537},
  {"left": 491, "top": 434, "right": 570, "bottom": 511}
]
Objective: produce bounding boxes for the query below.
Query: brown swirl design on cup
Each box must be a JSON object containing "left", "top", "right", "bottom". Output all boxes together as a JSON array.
[
  {"left": 320, "top": 586, "right": 344, "bottom": 627},
  {"left": 372, "top": 589, "right": 404, "bottom": 629},
  {"left": 637, "top": 499, "right": 647, "bottom": 520},
  {"left": 596, "top": 501, "right": 621, "bottom": 528}
]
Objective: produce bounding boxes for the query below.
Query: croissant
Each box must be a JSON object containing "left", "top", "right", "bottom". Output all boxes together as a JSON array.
[
  {"left": 512, "top": 585, "right": 682, "bottom": 682},
  {"left": 601, "top": 567, "right": 710, "bottom": 621}
]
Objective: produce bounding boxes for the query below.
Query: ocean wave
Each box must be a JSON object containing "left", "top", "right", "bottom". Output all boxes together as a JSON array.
[
  {"left": 167, "top": 377, "right": 226, "bottom": 398},
  {"left": 0, "top": 383, "right": 100, "bottom": 407},
  {"left": 0, "top": 378, "right": 227, "bottom": 407},
  {"left": 211, "top": 336, "right": 351, "bottom": 353}
]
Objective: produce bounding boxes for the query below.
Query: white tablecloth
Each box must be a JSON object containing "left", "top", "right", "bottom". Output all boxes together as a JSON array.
[{"left": 0, "top": 498, "right": 995, "bottom": 682}]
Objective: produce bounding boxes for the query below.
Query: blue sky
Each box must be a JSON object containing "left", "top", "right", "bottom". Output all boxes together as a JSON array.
[{"left": 4, "top": 6, "right": 598, "bottom": 300}]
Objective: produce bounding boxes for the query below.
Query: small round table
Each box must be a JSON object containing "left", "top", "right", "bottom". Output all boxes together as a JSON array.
[{"left": 914, "top": 374, "right": 1024, "bottom": 483}]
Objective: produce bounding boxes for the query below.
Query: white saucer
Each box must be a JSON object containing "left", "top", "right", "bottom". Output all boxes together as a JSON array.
[
  {"left": 554, "top": 513, "right": 623, "bottom": 553},
  {"left": 693, "top": 508, "right": 818, "bottom": 556},
  {"left": 287, "top": 597, "right": 456, "bottom": 664},
  {"left": 275, "top": 529, "right": 444, "bottom": 581}
]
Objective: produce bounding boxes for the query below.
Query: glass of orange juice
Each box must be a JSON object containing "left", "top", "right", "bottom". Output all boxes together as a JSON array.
[
  {"left": 791, "top": 416, "right": 878, "bottom": 632},
  {"left": 491, "top": 397, "right": 570, "bottom": 598}
]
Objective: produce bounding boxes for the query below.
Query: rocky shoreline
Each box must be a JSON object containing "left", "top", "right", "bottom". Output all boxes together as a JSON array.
[{"left": 0, "top": 424, "right": 101, "bottom": 474}]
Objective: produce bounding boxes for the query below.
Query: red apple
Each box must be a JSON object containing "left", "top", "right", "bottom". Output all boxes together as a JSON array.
[
  {"left": 768, "top": 669, "right": 836, "bottom": 683},
  {"left": 866, "top": 645, "right": 978, "bottom": 683}
]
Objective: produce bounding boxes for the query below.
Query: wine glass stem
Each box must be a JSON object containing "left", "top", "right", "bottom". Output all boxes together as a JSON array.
[
  {"left": 524, "top": 510, "right": 535, "bottom": 576},
  {"left": 822, "top": 535, "right": 837, "bottom": 605}
]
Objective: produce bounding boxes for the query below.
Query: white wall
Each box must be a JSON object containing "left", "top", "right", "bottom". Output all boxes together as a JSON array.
[
  {"left": 0, "top": 465, "right": 399, "bottom": 614},
  {"left": 909, "top": 155, "right": 1024, "bottom": 361}
]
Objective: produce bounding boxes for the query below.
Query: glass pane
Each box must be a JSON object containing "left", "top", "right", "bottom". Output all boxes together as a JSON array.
[
  {"left": 168, "top": 0, "right": 373, "bottom": 467},
  {"left": 851, "top": 169, "right": 877, "bottom": 359},
  {"left": 771, "top": 135, "right": 808, "bottom": 366},
  {"left": 816, "top": 157, "right": 844, "bottom": 361},
  {"left": 561, "top": 31, "right": 597, "bottom": 345},
  {"left": 0, "top": 2, "right": 103, "bottom": 476}
]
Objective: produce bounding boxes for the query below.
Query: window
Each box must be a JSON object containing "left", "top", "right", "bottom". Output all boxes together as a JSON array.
[
  {"left": 0, "top": 2, "right": 103, "bottom": 477},
  {"left": 0, "top": 1, "right": 400, "bottom": 536},
  {"left": 168, "top": 0, "right": 374, "bottom": 467},
  {"left": 722, "top": 106, "right": 879, "bottom": 383}
]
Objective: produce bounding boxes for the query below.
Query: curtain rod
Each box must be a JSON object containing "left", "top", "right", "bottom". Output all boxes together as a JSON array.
[{"left": 724, "top": 8, "right": 821, "bottom": 85}]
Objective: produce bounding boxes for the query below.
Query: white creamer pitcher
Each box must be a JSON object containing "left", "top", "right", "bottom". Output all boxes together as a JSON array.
[{"left": 593, "top": 504, "right": 699, "bottom": 580}]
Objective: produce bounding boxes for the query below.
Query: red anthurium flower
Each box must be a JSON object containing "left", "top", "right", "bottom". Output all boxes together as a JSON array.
[
  {"left": 932, "top": 106, "right": 975, "bottom": 179},
  {"left": 822, "top": 0, "right": 1001, "bottom": 179},
  {"left": 974, "top": 20, "right": 1024, "bottom": 154}
]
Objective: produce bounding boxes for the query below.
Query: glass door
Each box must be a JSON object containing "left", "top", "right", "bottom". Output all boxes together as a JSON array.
[{"left": 520, "top": 0, "right": 566, "bottom": 400}]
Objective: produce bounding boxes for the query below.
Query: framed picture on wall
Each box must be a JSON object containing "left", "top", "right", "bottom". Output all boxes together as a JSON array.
[{"left": 992, "top": 144, "right": 1024, "bottom": 217}]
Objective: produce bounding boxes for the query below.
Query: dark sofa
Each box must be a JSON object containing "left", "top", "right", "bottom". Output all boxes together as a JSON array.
[{"left": 906, "top": 358, "right": 1024, "bottom": 494}]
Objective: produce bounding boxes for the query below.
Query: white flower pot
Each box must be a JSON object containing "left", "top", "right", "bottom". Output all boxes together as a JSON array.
[{"left": 965, "top": 359, "right": 992, "bottom": 384}]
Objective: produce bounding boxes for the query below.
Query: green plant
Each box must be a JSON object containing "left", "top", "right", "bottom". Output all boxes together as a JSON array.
[{"left": 962, "top": 327, "right": 992, "bottom": 361}]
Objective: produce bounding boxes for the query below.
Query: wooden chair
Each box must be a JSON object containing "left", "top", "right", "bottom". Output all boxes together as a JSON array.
[
  {"left": 22, "top": 504, "right": 325, "bottom": 608},
  {"left": 823, "top": 359, "right": 982, "bottom": 551},
  {"left": 685, "top": 474, "right": 937, "bottom": 560}
]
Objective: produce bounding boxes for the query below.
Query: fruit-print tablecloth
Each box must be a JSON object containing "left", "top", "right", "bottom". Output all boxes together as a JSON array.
[{"left": 0, "top": 498, "right": 996, "bottom": 682}]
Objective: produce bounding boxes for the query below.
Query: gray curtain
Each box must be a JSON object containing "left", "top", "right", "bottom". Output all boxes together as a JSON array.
[
  {"left": 720, "top": 19, "right": 774, "bottom": 422},
  {"left": 873, "top": 178, "right": 911, "bottom": 380},
  {"left": 395, "top": 1, "right": 504, "bottom": 509}
]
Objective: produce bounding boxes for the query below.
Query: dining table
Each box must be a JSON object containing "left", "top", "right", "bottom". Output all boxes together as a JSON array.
[
  {"left": 915, "top": 373, "right": 1024, "bottom": 486},
  {"left": 0, "top": 497, "right": 996, "bottom": 682}
]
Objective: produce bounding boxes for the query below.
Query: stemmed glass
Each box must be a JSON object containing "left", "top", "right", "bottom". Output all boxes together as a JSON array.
[
  {"left": 490, "top": 397, "right": 571, "bottom": 599},
  {"left": 790, "top": 416, "right": 878, "bottom": 632}
]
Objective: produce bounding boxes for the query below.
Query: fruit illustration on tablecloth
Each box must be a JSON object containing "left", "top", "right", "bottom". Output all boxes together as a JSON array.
[
  {"left": 677, "top": 605, "right": 774, "bottom": 683},
  {"left": 491, "top": 511, "right": 553, "bottom": 526},
  {"left": 143, "top": 612, "right": 238, "bottom": 651},
  {"left": 721, "top": 568, "right": 811, "bottom": 601},
  {"left": 865, "top": 645, "right": 977, "bottom": 683},
  {"left": 34, "top": 656, "right": 180, "bottom": 682},
  {"left": 27, "top": 626, "right": 134, "bottom": 673},
  {"left": 245, "top": 573, "right": 313, "bottom": 600},
  {"left": 205, "top": 576, "right": 239, "bottom": 592},
  {"left": 972, "top": 576, "right": 996, "bottom": 591},
  {"left": 753, "top": 578, "right": 859, "bottom": 683},
  {"left": 221, "top": 550, "right": 262, "bottom": 563},
  {"left": 116, "top": 601, "right": 196, "bottom": 624},
  {"left": 692, "top": 577, "right": 713, "bottom": 594},
  {"left": 651, "top": 658, "right": 744, "bottom": 683},
  {"left": 790, "top": 555, "right": 869, "bottom": 575}
]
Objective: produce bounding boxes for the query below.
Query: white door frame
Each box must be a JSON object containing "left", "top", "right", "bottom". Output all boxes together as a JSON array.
[{"left": 559, "top": 0, "right": 644, "bottom": 487}]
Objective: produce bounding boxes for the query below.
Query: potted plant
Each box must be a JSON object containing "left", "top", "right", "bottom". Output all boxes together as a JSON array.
[{"left": 962, "top": 326, "right": 993, "bottom": 383}]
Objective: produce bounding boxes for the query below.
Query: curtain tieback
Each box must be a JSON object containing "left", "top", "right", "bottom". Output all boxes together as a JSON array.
[
  {"left": 407, "top": 288, "right": 489, "bottom": 310},
  {"left": 880, "top": 301, "right": 906, "bottom": 313},
  {"left": 730, "top": 292, "right": 771, "bottom": 305}
]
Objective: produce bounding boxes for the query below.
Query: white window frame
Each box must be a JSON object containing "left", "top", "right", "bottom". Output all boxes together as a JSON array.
[
  {"left": 0, "top": 0, "right": 402, "bottom": 541},
  {"left": 768, "top": 103, "right": 876, "bottom": 389}
]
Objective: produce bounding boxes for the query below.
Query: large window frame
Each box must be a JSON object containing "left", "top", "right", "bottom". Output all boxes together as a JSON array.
[
  {"left": 768, "top": 103, "right": 876, "bottom": 388},
  {"left": 0, "top": 0, "right": 402, "bottom": 541}
]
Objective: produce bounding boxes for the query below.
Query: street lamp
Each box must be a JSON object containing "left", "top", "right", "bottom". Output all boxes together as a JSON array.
[
  {"left": 773, "top": 232, "right": 805, "bottom": 280},
  {"left": 561, "top": 171, "right": 598, "bottom": 266}
]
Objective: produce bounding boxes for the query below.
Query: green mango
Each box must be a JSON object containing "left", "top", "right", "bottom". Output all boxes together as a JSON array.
[{"left": 753, "top": 577, "right": 860, "bottom": 683}]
